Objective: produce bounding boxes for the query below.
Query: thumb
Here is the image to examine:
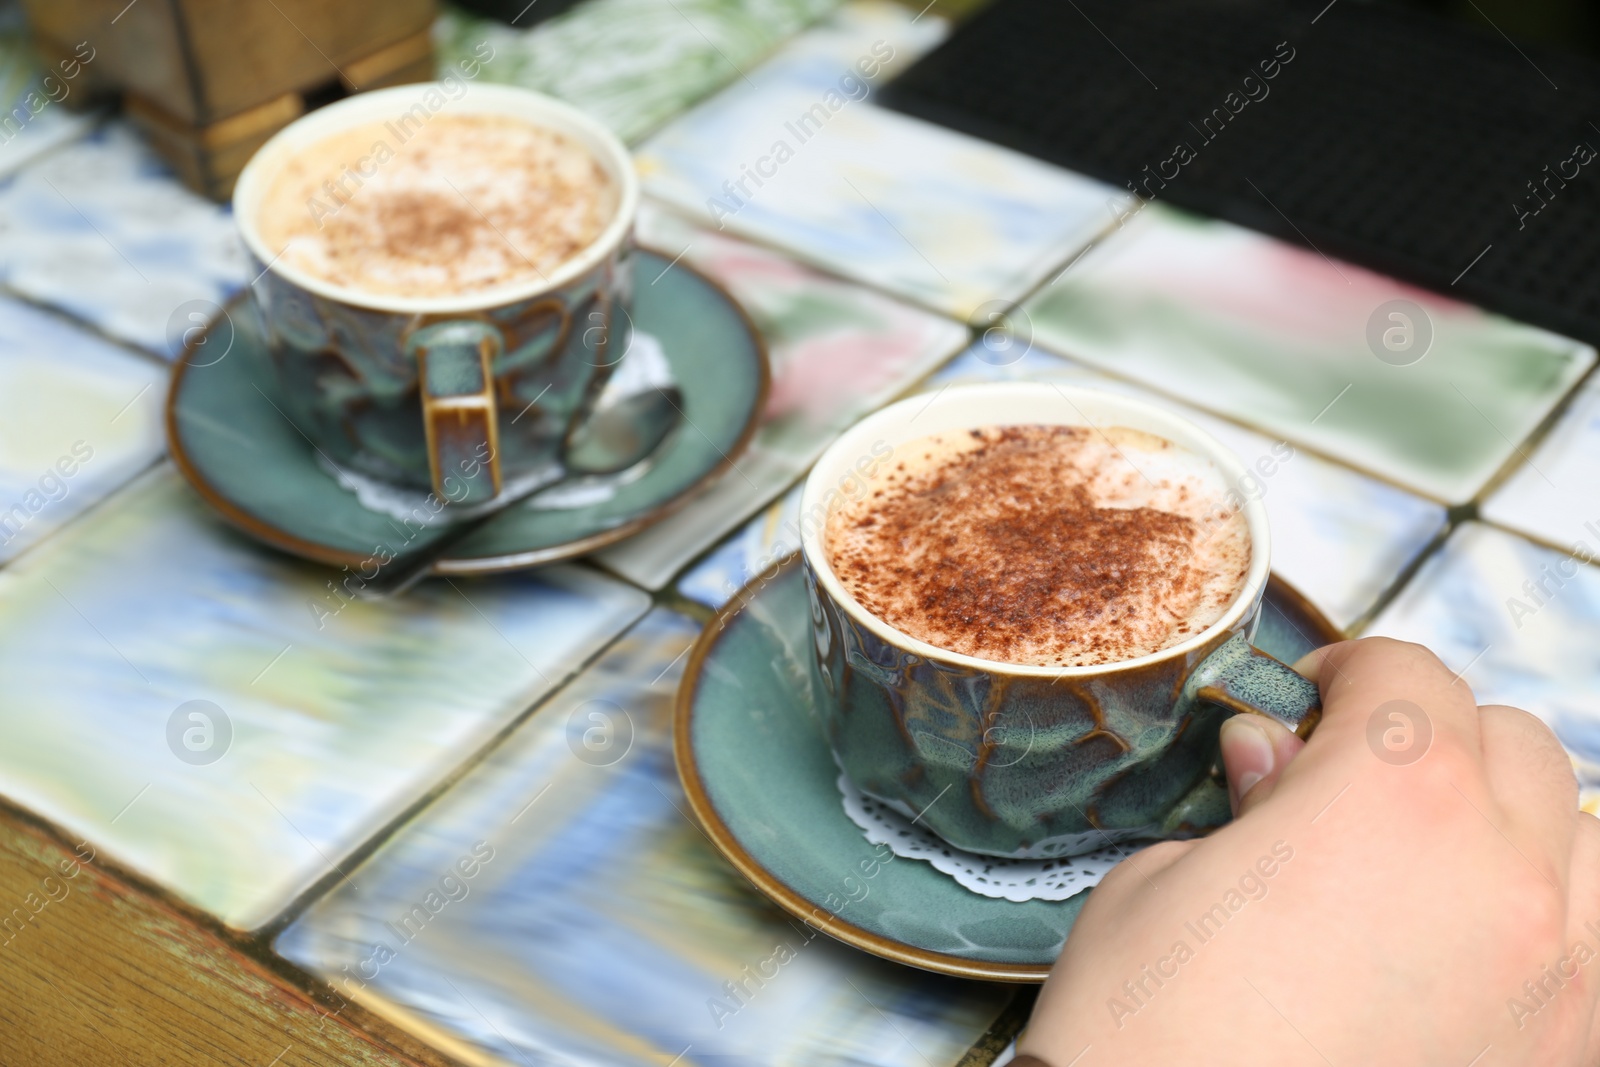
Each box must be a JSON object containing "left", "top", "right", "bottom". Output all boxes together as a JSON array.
[{"left": 1218, "top": 713, "right": 1306, "bottom": 817}]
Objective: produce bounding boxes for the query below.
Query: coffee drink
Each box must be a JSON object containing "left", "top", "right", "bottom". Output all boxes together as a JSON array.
[
  {"left": 803, "top": 386, "right": 1321, "bottom": 859},
  {"left": 255, "top": 113, "right": 617, "bottom": 299},
  {"left": 824, "top": 424, "right": 1251, "bottom": 667}
]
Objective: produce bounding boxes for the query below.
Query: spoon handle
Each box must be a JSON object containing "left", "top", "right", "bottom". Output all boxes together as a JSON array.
[
  {"left": 356, "top": 469, "right": 565, "bottom": 600},
  {"left": 355, "top": 383, "right": 684, "bottom": 599}
]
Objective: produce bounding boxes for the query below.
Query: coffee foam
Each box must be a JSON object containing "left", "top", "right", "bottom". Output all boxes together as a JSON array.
[
  {"left": 824, "top": 425, "right": 1252, "bottom": 668},
  {"left": 255, "top": 113, "right": 616, "bottom": 299}
]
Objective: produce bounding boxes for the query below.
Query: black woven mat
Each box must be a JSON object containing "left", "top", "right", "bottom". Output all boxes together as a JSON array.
[{"left": 880, "top": 0, "right": 1600, "bottom": 344}]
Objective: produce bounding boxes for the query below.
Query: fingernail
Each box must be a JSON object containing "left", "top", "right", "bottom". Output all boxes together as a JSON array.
[{"left": 1220, "top": 715, "right": 1276, "bottom": 802}]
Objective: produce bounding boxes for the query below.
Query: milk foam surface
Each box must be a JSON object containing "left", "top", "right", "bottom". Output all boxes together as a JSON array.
[
  {"left": 824, "top": 425, "right": 1252, "bottom": 667},
  {"left": 256, "top": 113, "right": 616, "bottom": 299}
]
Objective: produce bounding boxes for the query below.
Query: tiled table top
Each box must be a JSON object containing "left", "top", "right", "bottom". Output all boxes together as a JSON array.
[
  {"left": 0, "top": 122, "right": 248, "bottom": 357},
  {"left": 1020, "top": 203, "right": 1595, "bottom": 505},
  {"left": 0, "top": 468, "right": 647, "bottom": 929},
  {"left": 3, "top": 0, "right": 1599, "bottom": 1063},
  {"left": 0, "top": 295, "right": 166, "bottom": 563},
  {"left": 277, "top": 608, "right": 1010, "bottom": 1066},
  {"left": 594, "top": 202, "right": 966, "bottom": 588},
  {"left": 436, "top": 0, "right": 844, "bottom": 144},
  {"left": 635, "top": 0, "right": 1117, "bottom": 318},
  {"left": 1482, "top": 369, "right": 1600, "bottom": 554}
]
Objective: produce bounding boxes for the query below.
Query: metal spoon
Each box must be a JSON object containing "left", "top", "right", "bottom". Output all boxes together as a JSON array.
[{"left": 357, "top": 384, "right": 683, "bottom": 599}]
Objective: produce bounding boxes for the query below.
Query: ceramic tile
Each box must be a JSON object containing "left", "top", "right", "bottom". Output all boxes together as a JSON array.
[
  {"left": 1482, "top": 370, "right": 1600, "bottom": 554},
  {"left": 435, "top": 0, "right": 841, "bottom": 144},
  {"left": 1366, "top": 522, "right": 1600, "bottom": 812},
  {"left": 635, "top": 0, "right": 1117, "bottom": 318},
  {"left": 1020, "top": 203, "right": 1596, "bottom": 504},
  {"left": 678, "top": 343, "right": 1447, "bottom": 630},
  {"left": 0, "top": 296, "right": 167, "bottom": 563},
  {"left": 0, "top": 19, "right": 97, "bottom": 178},
  {"left": 277, "top": 607, "right": 1010, "bottom": 1067},
  {"left": 0, "top": 121, "right": 248, "bottom": 357},
  {"left": 676, "top": 482, "right": 805, "bottom": 610},
  {"left": 0, "top": 467, "right": 648, "bottom": 929},
  {"left": 592, "top": 202, "right": 966, "bottom": 589}
]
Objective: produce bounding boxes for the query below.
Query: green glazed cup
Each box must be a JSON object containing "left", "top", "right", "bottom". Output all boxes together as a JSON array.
[
  {"left": 799, "top": 383, "right": 1321, "bottom": 859},
  {"left": 233, "top": 84, "right": 639, "bottom": 506}
]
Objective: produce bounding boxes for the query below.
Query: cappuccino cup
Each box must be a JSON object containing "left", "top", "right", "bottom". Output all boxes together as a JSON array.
[
  {"left": 800, "top": 383, "right": 1321, "bottom": 858},
  {"left": 233, "top": 83, "right": 639, "bottom": 505}
]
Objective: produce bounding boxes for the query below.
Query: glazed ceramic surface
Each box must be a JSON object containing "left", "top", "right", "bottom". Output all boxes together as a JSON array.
[
  {"left": 278, "top": 609, "right": 1011, "bottom": 1065},
  {"left": 233, "top": 85, "right": 639, "bottom": 501},
  {"left": 0, "top": 122, "right": 248, "bottom": 356},
  {"left": 434, "top": 0, "right": 843, "bottom": 144},
  {"left": 1020, "top": 203, "right": 1595, "bottom": 504},
  {"left": 593, "top": 203, "right": 965, "bottom": 588},
  {"left": 634, "top": 0, "right": 1116, "bottom": 318},
  {"left": 0, "top": 467, "right": 648, "bottom": 929},
  {"left": 0, "top": 295, "right": 167, "bottom": 563},
  {"left": 1483, "top": 371, "right": 1600, "bottom": 554},
  {"left": 677, "top": 556, "right": 1337, "bottom": 977},
  {"left": 676, "top": 481, "right": 808, "bottom": 610},
  {"left": 167, "top": 249, "right": 766, "bottom": 573},
  {"left": 798, "top": 384, "right": 1319, "bottom": 858}
]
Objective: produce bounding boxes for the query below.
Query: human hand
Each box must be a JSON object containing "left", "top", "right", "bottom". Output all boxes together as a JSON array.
[{"left": 1018, "top": 637, "right": 1600, "bottom": 1066}]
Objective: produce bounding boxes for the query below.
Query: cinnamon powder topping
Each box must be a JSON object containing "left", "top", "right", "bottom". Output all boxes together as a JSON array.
[{"left": 824, "top": 425, "right": 1252, "bottom": 667}]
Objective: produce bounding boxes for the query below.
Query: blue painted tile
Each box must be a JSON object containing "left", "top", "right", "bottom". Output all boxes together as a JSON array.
[
  {"left": 0, "top": 122, "right": 247, "bottom": 356},
  {"left": 636, "top": 0, "right": 1116, "bottom": 318},
  {"left": 1483, "top": 371, "right": 1600, "bottom": 555},
  {"left": 0, "top": 466, "right": 649, "bottom": 929},
  {"left": 277, "top": 607, "right": 1011, "bottom": 1066},
  {"left": 0, "top": 295, "right": 166, "bottom": 563}
]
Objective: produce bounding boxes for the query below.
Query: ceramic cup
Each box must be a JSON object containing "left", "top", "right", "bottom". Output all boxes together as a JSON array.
[
  {"left": 799, "top": 383, "right": 1322, "bottom": 858},
  {"left": 233, "top": 83, "right": 640, "bottom": 506}
]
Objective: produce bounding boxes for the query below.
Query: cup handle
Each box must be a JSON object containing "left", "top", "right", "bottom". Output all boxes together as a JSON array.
[
  {"left": 1153, "top": 634, "right": 1322, "bottom": 836},
  {"left": 410, "top": 321, "right": 504, "bottom": 505},
  {"left": 1189, "top": 632, "right": 1322, "bottom": 739}
]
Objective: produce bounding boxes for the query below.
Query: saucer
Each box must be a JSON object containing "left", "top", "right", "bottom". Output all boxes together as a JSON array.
[
  {"left": 167, "top": 250, "right": 768, "bottom": 574},
  {"left": 675, "top": 555, "right": 1341, "bottom": 982}
]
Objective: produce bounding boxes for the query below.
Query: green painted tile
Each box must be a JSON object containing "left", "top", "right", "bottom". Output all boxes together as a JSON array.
[
  {"left": 435, "top": 0, "right": 841, "bottom": 144},
  {"left": 1022, "top": 204, "right": 1595, "bottom": 504}
]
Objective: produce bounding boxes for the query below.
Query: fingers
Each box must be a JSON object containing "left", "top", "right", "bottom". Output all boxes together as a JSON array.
[
  {"left": 1569, "top": 812, "right": 1600, "bottom": 931},
  {"left": 1290, "top": 645, "right": 1335, "bottom": 685},
  {"left": 1479, "top": 704, "right": 1579, "bottom": 869},
  {"left": 1220, "top": 713, "right": 1305, "bottom": 816},
  {"left": 1295, "top": 638, "right": 1482, "bottom": 766},
  {"left": 1567, "top": 813, "right": 1600, "bottom": 1063}
]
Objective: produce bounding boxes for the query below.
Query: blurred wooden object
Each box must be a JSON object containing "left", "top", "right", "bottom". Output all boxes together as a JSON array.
[
  {"left": 20, "top": 0, "right": 436, "bottom": 199},
  {"left": 0, "top": 796, "right": 465, "bottom": 1066}
]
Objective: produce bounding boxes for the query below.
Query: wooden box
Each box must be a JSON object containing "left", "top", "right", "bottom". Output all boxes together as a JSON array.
[{"left": 22, "top": 0, "right": 437, "bottom": 199}]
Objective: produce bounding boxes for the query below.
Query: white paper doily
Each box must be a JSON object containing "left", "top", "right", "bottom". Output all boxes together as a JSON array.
[{"left": 838, "top": 773, "right": 1149, "bottom": 902}]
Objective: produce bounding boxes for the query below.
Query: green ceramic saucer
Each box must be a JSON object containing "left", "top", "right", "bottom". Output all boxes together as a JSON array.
[
  {"left": 675, "top": 556, "right": 1340, "bottom": 982},
  {"left": 167, "top": 250, "right": 768, "bottom": 573}
]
